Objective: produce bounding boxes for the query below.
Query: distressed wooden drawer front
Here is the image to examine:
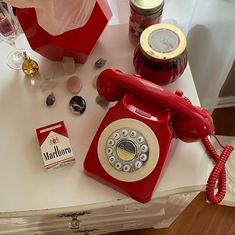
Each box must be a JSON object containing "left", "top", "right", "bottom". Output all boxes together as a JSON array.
[{"left": 0, "top": 192, "right": 198, "bottom": 234}]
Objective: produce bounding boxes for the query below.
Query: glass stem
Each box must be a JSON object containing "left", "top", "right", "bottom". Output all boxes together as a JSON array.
[{"left": 8, "top": 36, "right": 16, "bottom": 49}]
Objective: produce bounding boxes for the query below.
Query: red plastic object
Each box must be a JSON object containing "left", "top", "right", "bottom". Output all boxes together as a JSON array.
[
  {"left": 202, "top": 137, "right": 233, "bottom": 204},
  {"left": 16, "top": 0, "right": 112, "bottom": 64},
  {"left": 84, "top": 92, "right": 173, "bottom": 203},
  {"left": 96, "top": 69, "right": 214, "bottom": 142},
  {"left": 84, "top": 69, "right": 215, "bottom": 203}
]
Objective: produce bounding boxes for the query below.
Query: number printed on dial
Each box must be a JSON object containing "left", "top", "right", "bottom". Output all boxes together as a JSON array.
[{"left": 105, "top": 128, "right": 149, "bottom": 173}]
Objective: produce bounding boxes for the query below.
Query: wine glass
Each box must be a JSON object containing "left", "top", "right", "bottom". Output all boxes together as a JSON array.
[{"left": 0, "top": 1, "right": 25, "bottom": 69}]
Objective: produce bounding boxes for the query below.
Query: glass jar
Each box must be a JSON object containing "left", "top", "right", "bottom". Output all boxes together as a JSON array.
[
  {"left": 133, "top": 23, "right": 188, "bottom": 85},
  {"left": 129, "top": 0, "right": 164, "bottom": 41}
]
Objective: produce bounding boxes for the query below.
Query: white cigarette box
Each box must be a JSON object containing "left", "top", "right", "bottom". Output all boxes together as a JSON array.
[{"left": 36, "top": 121, "right": 75, "bottom": 169}]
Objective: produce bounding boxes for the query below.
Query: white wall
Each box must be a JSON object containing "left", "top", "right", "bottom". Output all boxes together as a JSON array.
[{"left": 186, "top": 0, "right": 235, "bottom": 111}]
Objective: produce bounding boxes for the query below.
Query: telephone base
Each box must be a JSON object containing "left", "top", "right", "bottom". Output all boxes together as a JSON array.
[{"left": 84, "top": 94, "right": 174, "bottom": 203}]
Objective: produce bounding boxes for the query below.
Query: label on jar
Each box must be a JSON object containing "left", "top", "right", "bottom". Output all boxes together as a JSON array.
[
  {"left": 36, "top": 121, "right": 75, "bottom": 169},
  {"left": 148, "top": 28, "right": 179, "bottom": 53}
]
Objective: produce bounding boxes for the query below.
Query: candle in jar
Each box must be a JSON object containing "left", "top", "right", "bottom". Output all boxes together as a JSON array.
[
  {"left": 133, "top": 23, "right": 188, "bottom": 85},
  {"left": 129, "top": 0, "right": 164, "bottom": 40}
]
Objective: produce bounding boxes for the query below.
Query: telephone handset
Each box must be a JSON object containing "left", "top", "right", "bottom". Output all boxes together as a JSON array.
[
  {"left": 84, "top": 69, "right": 233, "bottom": 204},
  {"left": 96, "top": 69, "right": 214, "bottom": 142}
]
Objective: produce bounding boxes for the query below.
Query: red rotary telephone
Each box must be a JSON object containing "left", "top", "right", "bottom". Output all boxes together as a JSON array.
[{"left": 84, "top": 68, "right": 233, "bottom": 204}]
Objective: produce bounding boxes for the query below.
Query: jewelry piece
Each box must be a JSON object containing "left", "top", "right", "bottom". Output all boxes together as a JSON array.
[{"left": 69, "top": 96, "right": 86, "bottom": 114}]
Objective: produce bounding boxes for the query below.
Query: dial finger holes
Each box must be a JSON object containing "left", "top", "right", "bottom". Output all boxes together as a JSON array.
[
  {"left": 140, "top": 153, "right": 148, "bottom": 162},
  {"left": 109, "top": 156, "right": 116, "bottom": 164},
  {"left": 112, "top": 132, "right": 120, "bottom": 140},
  {"left": 107, "top": 139, "right": 115, "bottom": 146},
  {"left": 137, "top": 136, "right": 144, "bottom": 143},
  {"left": 130, "top": 131, "right": 137, "bottom": 138},
  {"left": 141, "top": 144, "right": 148, "bottom": 153},
  {"left": 106, "top": 148, "right": 113, "bottom": 156},
  {"left": 115, "top": 162, "right": 122, "bottom": 170},
  {"left": 105, "top": 127, "right": 149, "bottom": 173},
  {"left": 123, "top": 164, "right": 131, "bottom": 172},
  {"left": 134, "top": 160, "right": 143, "bottom": 169},
  {"left": 121, "top": 129, "right": 128, "bottom": 137}
]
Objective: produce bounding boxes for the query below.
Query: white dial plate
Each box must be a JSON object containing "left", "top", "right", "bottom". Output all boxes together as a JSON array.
[{"left": 97, "top": 118, "right": 160, "bottom": 182}]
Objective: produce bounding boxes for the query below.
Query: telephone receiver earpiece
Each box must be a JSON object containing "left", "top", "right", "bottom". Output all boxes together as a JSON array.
[
  {"left": 96, "top": 69, "right": 125, "bottom": 102},
  {"left": 96, "top": 69, "right": 215, "bottom": 142}
]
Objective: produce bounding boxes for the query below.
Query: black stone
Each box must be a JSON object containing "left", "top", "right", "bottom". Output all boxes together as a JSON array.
[
  {"left": 46, "top": 92, "right": 55, "bottom": 106},
  {"left": 69, "top": 96, "right": 86, "bottom": 114},
  {"left": 95, "top": 58, "right": 107, "bottom": 68}
]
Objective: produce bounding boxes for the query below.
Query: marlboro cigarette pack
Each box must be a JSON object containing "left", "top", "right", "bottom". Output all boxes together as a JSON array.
[{"left": 36, "top": 121, "right": 75, "bottom": 169}]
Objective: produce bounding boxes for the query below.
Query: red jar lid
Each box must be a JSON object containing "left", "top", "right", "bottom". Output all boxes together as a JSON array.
[{"left": 140, "top": 23, "right": 187, "bottom": 61}]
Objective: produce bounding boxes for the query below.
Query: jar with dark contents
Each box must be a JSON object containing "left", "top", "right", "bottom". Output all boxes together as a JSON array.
[
  {"left": 133, "top": 23, "right": 188, "bottom": 85},
  {"left": 129, "top": 0, "right": 164, "bottom": 42}
]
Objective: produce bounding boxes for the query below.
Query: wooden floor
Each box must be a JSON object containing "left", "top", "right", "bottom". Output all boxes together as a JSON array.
[
  {"left": 110, "top": 192, "right": 235, "bottom": 235},
  {"left": 212, "top": 107, "right": 235, "bottom": 136},
  {"left": 109, "top": 107, "right": 235, "bottom": 235}
]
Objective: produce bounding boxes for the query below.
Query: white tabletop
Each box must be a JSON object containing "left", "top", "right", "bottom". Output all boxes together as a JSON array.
[{"left": 0, "top": 24, "right": 213, "bottom": 216}]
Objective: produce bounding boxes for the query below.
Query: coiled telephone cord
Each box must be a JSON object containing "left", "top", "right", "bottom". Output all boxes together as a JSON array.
[{"left": 202, "top": 136, "right": 234, "bottom": 204}]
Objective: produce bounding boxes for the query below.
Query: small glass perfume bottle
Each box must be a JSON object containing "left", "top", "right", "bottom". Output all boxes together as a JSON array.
[
  {"left": 22, "top": 52, "right": 39, "bottom": 77},
  {"left": 133, "top": 23, "right": 188, "bottom": 85},
  {"left": 129, "top": 0, "right": 164, "bottom": 41}
]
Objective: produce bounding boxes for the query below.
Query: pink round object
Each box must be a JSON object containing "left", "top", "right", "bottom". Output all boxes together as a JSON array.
[{"left": 67, "top": 76, "right": 82, "bottom": 94}]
